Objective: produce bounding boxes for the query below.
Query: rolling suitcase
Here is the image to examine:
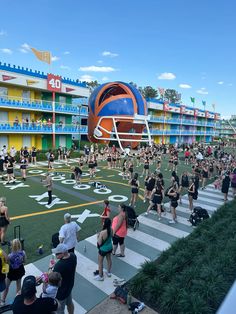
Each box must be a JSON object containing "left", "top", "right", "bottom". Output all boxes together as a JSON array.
[{"left": 14, "top": 225, "right": 25, "bottom": 250}]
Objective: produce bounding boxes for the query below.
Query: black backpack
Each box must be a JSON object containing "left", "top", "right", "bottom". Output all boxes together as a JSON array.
[
  {"left": 189, "top": 207, "right": 209, "bottom": 226},
  {"left": 51, "top": 232, "right": 60, "bottom": 248}
]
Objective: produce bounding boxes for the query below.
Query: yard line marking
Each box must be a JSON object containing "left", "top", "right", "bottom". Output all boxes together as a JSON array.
[
  {"left": 11, "top": 200, "right": 104, "bottom": 221},
  {"left": 107, "top": 175, "right": 115, "bottom": 177},
  {"left": 138, "top": 216, "right": 189, "bottom": 238},
  {"left": 127, "top": 229, "right": 170, "bottom": 252},
  {"left": 86, "top": 234, "right": 150, "bottom": 269},
  {"left": 74, "top": 250, "right": 121, "bottom": 295}
]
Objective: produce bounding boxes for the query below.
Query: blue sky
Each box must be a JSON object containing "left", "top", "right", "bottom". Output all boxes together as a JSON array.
[{"left": 0, "top": 0, "right": 235, "bottom": 117}]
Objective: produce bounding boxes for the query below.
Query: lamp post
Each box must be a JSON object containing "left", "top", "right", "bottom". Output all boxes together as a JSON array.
[{"left": 78, "top": 104, "right": 81, "bottom": 152}]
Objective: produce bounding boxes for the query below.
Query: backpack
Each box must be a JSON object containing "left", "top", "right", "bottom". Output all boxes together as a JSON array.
[
  {"left": 51, "top": 232, "right": 59, "bottom": 248},
  {"left": 192, "top": 190, "right": 198, "bottom": 200},
  {"left": 189, "top": 207, "right": 209, "bottom": 226}
]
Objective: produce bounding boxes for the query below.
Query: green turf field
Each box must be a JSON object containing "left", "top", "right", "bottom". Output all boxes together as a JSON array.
[{"left": 0, "top": 152, "right": 219, "bottom": 263}]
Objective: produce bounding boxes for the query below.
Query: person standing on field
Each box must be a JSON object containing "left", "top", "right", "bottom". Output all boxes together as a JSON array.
[{"left": 42, "top": 172, "right": 53, "bottom": 205}]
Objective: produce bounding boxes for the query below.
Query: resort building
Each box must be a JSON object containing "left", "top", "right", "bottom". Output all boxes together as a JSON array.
[
  {"left": 147, "top": 99, "right": 221, "bottom": 144},
  {"left": 219, "top": 116, "right": 236, "bottom": 139},
  {"left": 0, "top": 64, "right": 221, "bottom": 150},
  {"left": 0, "top": 62, "right": 89, "bottom": 150}
]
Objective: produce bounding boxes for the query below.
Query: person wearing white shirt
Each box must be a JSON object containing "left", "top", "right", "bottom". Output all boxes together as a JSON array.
[
  {"left": 10, "top": 147, "right": 16, "bottom": 158},
  {"left": 59, "top": 213, "right": 81, "bottom": 253}
]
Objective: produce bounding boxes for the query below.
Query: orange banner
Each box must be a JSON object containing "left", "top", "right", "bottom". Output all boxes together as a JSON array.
[{"left": 31, "top": 47, "right": 51, "bottom": 64}]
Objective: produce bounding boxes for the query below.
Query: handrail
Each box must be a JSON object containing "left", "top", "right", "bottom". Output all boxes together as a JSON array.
[{"left": 0, "top": 95, "right": 88, "bottom": 114}]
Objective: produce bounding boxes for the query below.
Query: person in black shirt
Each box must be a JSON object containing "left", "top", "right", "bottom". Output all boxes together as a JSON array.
[
  {"left": 12, "top": 275, "right": 58, "bottom": 314},
  {"left": 52, "top": 243, "right": 77, "bottom": 314}
]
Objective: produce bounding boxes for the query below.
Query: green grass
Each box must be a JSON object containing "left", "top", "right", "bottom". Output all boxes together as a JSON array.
[
  {"left": 3, "top": 145, "right": 234, "bottom": 265},
  {"left": 1, "top": 154, "right": 194, "bottom": 263}
]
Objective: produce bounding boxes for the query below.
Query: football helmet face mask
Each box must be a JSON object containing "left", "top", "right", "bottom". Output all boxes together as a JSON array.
[{"left": 88, "top": 82, "right": 151, "bottom": 150}]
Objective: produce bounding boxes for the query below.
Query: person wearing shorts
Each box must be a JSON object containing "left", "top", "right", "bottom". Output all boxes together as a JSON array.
[
  {"left": 145, "top": 181, "right": 164, "bottom": 219},
  {"left": 112, "top": 204, "right": 128, "bottom": 257},
  {"left": 94, "top": 218, "right": 113, "bottom": 281}
]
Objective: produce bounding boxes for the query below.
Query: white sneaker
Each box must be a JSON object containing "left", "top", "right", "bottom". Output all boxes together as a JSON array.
[
  {"left": 143, "top": 199, "right": 146, "bottom": 203},
  {"left": 106, "top": 272, "right": 112, "bottom": 277},
  {"left": 144, "top": 212, "right": 148, "bottom": 216},
  {"left": 94, "top": 275, "right": 104, "bottom": 281},
  {"left": 169, "top": 220, "right": 176, "bottom": 224},
  {"left": 158, "top": 217, "right": 161, "bottom": 221}
]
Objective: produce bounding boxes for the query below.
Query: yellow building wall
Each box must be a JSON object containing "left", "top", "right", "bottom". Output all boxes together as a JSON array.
[
  {"left": 8, "top": 87, "right": 22, "bottom": 100},
  {"left": 8, "top": 135, "right": 42, "bottom": 150},
  {"left": 153, "top": 136, "right": 162, "bottom": 144},
  {"left": 9, "top": 134, "right": 23, "bottom": 149}
]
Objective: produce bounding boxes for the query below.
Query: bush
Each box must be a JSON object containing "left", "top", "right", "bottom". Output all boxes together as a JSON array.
[{"left": 129, "top": 199, "right": 236, "bottom": 314}]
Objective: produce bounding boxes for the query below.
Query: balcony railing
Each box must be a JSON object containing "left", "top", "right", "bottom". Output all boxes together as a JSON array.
[
  {"left": 0, "top": 122, "right": 88, "bottom": 134},
  {"left": 147, "top": 129, "right": 216, "bottom": 136},
  {"left": 0, "top": 95, "right": 88, "bottom": 116}
]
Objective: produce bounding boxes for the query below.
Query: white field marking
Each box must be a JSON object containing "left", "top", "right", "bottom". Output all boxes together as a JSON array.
[
  {"left": 86, "top": 235, "right": 150, "bottom": 269},
  {"left": 71, "top": 209, "right": 100, "bottom": 223},
  {"left": 182, "top": 194, "right": 223, "bottom": 206},
  {"left": 198, "top": 190, "right": 233, "bottom": 200},
  {"left": 127, "top": 229, "right": 170, "bottom": 252},
  {"left": 148, "top": 210, "right": 192, "bottom": 226},
  {"left": 36, "top": 161, "right": 48, "bottom": 166},
  {"left": 74, "top": 250, "right": 121, "bottom": 295},
  {"left": 138, "top": 215, "right": 189, "bottom": 238},
  {"left": 181, "top": 198, "right": 218, "bottom": 211},
  {"left": 24, "top": 263, "right": 86, "bottom": 313}
]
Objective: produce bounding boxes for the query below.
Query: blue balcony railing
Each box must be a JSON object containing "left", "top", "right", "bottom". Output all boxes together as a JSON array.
[
  {"left": 0, "top": 123, "right": 88, "bottom": 134},
  {"left": 0, "top": 96, "right": 88, "bottom": 116}
]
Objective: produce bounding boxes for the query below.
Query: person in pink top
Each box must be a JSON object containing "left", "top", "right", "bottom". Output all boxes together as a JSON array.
[{"left": 112, "top": 204, "right": 128, "bottom": 257}]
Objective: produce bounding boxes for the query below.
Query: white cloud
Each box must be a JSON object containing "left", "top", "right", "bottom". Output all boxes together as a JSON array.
[
  {"left": 80, "top": 74, "right": 94, "bottom": 82},
  {"left": 102, "top": 51, "right": 118, "bottom": 57},
  {"left": 97, "top": 60, "right": 103, "bottom": 64},
  {"left": 63, "top": 51, "right": 70, "bottom": 55},
  {"left": 51, "top": 56, "right": 60, "bottom": 62},
  {"left": 217, "top": 81, "right": 224, "bottom": 85},
  {"left": 158, "top": 72, "right": 176, "bottom": 80},
  {"left": 196, "top": 88, "right": 208, "bottom": 95},
  {"left": 101, "top": 76, "right": 109, "bottom": 82},
  {"left": 0, "top": 30, "right": 7, "bottom": 36},
  {"left": 60, "top": 65, "right": 70, "bottom": 70},
  {"left": 0, "top": 48, "right": 12, "bottom": 54},
  {"left": 179, "top": 84, "right": 191, "bottom": 89},
  {"left": 19, "top": 43, "right": 31, "bottom": 53},
  {"left": 79, "top": 65, "right": 116, "bottom": 72}
]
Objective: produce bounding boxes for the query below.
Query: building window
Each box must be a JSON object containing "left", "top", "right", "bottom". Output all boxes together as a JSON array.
[
  {"left": 22, "top": 90, "right": 30, "bottom": 101},
  {"left": 59, "top": 96, "right": 66, "bottom": 105},
  {"left": 0, "top": 87, "right": 8, "bottom": 98}
]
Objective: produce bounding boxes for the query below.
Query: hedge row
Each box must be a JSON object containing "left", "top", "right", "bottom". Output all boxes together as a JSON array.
[{"left": 129, "top": 200, "right": 236, "bottom": 314}]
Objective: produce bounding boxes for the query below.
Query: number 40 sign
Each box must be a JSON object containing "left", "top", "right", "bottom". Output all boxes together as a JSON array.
[{"left": 47, "top": 74, "right": 62, "bottom": 92}]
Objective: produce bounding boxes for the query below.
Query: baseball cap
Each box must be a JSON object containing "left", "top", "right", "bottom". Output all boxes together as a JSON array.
[
  {"left": 64, "top": 213, "right": 71, "bottom": 220},
  {"left": 21, "top": 276, "right": 37, "bottom": 298},
  {"left": 52, "top": 243, "right": 68, "bottom": 255}
]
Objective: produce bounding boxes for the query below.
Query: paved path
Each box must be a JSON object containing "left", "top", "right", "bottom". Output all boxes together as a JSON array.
[{"left": 6, "top": 184, "right": 234, "bottom": 313}]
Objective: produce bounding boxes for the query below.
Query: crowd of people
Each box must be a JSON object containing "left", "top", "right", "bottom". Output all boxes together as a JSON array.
[{"left": 0, "top": 140, "right": 235, "bottom": 312}]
